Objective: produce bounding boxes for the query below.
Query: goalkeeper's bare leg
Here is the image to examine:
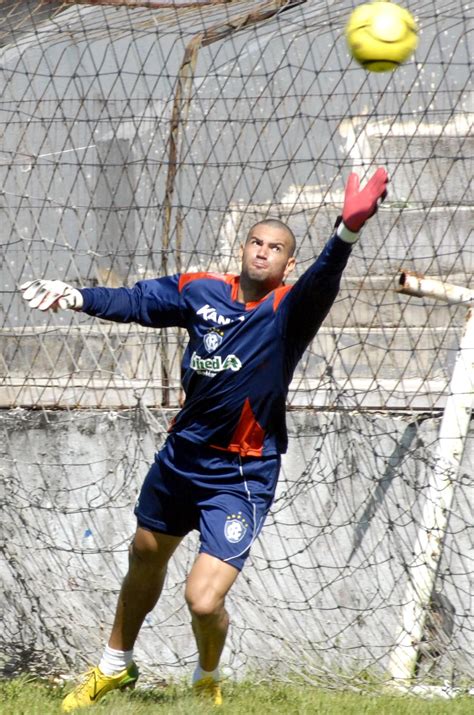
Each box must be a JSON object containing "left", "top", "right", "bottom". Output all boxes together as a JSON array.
[
  {"left": 108, "top": 527, "right": 182, "bottom": 650},
  {"left": 62, "top": 527, "right": 182, "bottom": 712},
  {"left": 185, "top": 553, "right": 239, "bottom": 706}
]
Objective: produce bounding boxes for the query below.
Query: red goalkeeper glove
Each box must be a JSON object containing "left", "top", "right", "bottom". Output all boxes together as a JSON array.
[{"left": 341, "top": 167, "right": 388, "bottom": 235}]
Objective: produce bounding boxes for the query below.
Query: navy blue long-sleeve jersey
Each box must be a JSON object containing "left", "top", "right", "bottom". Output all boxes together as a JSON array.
[{"left": 80, "top": 231, "right": 352, "bottom": 457}]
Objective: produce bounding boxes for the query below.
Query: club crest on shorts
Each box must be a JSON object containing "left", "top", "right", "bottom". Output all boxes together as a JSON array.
[
  {"left": 203, "top": 329, "right": 223, "bottom": 353},
  {"left": 224, "top": 512, "right": 249, "bottom": 544}
]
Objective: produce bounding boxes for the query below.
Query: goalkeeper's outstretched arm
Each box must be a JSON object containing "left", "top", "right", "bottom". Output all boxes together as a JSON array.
[
  {"left": 280, "top": 167, "right": 388, "bottom": 353},
  {"left": 20, "top": 169, "right": 388, "bottom": 325},
  {"left": 20, "top": 275, "right": 188, "bottom": 329}
]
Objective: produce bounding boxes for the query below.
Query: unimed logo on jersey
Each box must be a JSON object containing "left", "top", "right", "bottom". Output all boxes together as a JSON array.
[{"left": 190, "top": 350, "right": 242, "bottom": 376}]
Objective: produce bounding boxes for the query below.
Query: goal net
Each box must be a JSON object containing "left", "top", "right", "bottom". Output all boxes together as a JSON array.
[{"left": 1, "top": 0, "right": 472, "bottom": 689}]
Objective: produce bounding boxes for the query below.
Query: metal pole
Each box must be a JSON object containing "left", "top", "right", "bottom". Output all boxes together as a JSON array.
[
  {"left": 397, "top": 270, "right": 474, "bottom": 306},
  {"left": 388, "top": 271, "right": 474, "bottom": 683}
]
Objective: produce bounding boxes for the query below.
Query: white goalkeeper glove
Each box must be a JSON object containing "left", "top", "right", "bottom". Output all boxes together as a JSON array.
[{"left": 20, "top": 279, "right": 84, "bottom": 311}]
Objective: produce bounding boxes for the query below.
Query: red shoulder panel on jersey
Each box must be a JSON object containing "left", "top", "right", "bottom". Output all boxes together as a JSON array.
[
  {"left": 178, "top": 272, "right": 237, "bottom": 293},
  {"left": 272, "top": 284, "right": 292, "bottom": 311}
]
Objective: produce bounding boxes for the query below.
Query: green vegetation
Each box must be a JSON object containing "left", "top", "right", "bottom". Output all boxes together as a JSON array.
[{"left": 0, "top": 676, "right": 472, "bottom": 714}]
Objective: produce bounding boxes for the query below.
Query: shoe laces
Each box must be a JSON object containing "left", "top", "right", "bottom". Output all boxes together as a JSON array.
[{"left": 73, "top": 668, "right": 97, "bottom": 697}]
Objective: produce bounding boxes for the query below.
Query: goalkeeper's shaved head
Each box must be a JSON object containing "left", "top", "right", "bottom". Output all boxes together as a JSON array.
[
  {"left": 247, "top": 218, "right": 296, "bottom": 257},
  {"left": 240, "top": 217, "right": 297, "bottom": 299}
]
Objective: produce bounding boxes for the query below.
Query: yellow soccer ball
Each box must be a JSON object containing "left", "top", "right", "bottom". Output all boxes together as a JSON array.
[{"left": 345, "top": 1, "right": 418, "bottom": 72}]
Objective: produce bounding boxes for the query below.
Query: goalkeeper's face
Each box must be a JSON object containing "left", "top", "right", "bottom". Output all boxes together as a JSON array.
[{"left": 240, "top": 223, "right": 296, "bottom": 294}]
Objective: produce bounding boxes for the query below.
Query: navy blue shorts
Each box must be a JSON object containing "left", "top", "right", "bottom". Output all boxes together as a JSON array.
[{"left": 134, "top": 434, "right": 280, "bottom": 571}]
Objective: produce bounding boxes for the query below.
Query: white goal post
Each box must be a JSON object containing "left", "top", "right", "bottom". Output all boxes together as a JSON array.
[{"left": 389, "top": 271, "right": 474, "bottom": 686}]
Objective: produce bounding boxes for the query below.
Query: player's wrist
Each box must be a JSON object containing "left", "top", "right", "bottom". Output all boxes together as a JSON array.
[
  {"left": 337, "top": 221, "right": 360, "bottom": 244},
  {"left": 59, "top": 287, "right": 84, "bottom": 310}
]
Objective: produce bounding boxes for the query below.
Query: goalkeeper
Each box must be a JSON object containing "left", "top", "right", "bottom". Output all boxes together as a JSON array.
[{"left": 21, "top": 168, "right": 388, "bottom": 711}]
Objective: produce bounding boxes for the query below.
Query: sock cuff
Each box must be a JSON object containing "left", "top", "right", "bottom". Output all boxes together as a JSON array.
[
  {"left": 99, "top": 644, "right": 134, "bottom": 676},
  {"left": 193, "top": 664, "right": 220, "bottom": 684}
]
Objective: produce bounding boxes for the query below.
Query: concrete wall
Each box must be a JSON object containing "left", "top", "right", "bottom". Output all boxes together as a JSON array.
[{"left": 1, "top": 408, "right": 472, "bottom": 682}]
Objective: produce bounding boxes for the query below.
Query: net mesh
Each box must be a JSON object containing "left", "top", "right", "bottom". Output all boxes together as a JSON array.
[{"left": 0, "top": 0, "right": 473, "bottom": 688}]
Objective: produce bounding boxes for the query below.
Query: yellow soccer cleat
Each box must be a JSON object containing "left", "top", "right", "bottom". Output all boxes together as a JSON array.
[
  {"left": 193, "top": 676, "right": 223, "bottom": 707},
  {"left": 61, "top": 662, "right": 139, "bottom": 712}
]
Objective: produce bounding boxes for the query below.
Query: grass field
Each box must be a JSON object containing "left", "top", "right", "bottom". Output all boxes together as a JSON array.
[{"left": 0, "top": 677, "right": 472, "bottom": 715}]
